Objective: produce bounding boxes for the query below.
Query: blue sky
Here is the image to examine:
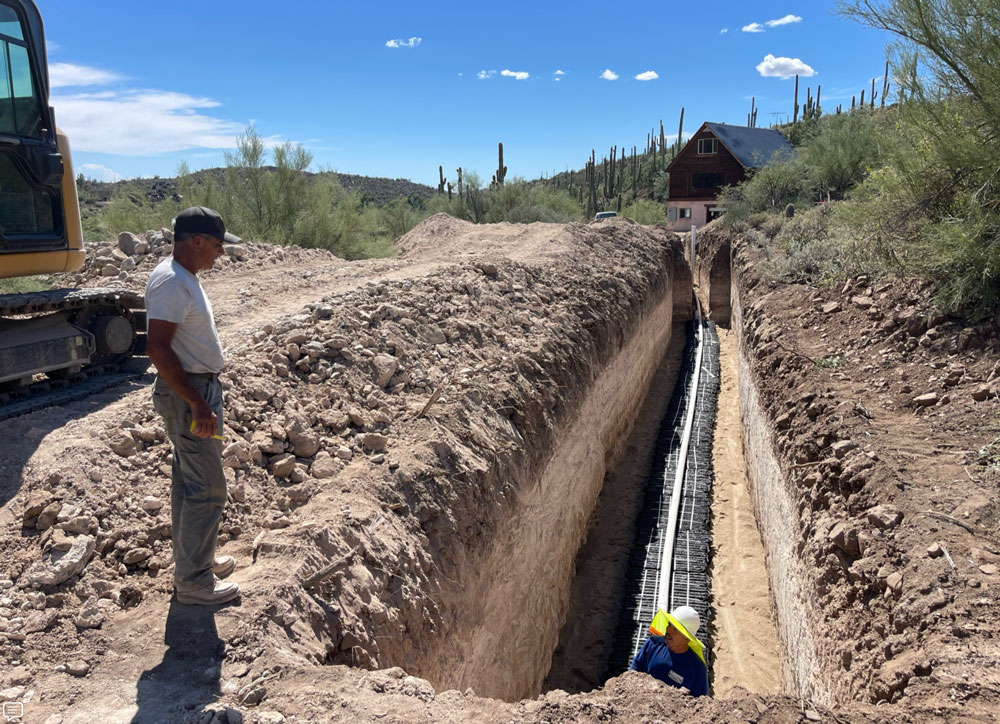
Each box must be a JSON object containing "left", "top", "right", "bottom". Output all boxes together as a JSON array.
[{"left": 36, "top": 0, "right": 893, "bottom": 186}]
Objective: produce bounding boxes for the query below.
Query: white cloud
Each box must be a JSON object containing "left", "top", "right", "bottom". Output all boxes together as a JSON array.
[
  {"left": 755, "top": 53, "right": 816, "bottom": 78},
  {"left": 477, "top": 69, "right": 496, "bottom": 80},
  {"left": 635, "top": 70, "right": 659, "bottom": 81},
  {"left": 50, "top": 62, "right": 123, "bottom": 88},
  {"left": 600, "top": 69, "right": 619, "bottom": 81},
  {"left": 742, "top": 22, "right": 765, "bottom": 32},
  {"left": 766, "top": 14, "right": 802, "bottom": 27},
  {"left": 78, "top": 163, "right": 122, "bottom": 182},
  {"left": 385, "top": 37, "right": 422, "bottom": 48},
  {"left": 51, "top": 89, "right": 246, "bottom": 155},
  {"left": 501, "top": 69, "right": 530, "bottom": 80},
  {"left": 720, "top": 28, "right": 729, "bottom": 34},
  {"left": 553, "top": 77, "right": 561, "bottom": 82},
  {"left": 554, "top": 69, "right": 566, "bottom": 75}
]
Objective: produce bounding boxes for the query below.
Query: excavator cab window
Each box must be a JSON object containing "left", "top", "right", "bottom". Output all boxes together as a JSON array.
[{"left": 0, "top": 4, "right": 42, "bottom": 139}]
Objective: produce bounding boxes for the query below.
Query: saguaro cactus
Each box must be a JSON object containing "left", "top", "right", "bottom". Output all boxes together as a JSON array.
[
  {"left": 456, "top": 167, "right": 463, "bottom": 197},
  {"left": 437, "top": 166, "right": 445, "bottom": 194},
  {"left": 881, "top": 60, "right": 889, "bottom": 107},
  {"left": 676, "top": 107, "right": 684, "bottom": 156},
  {"left": 585, "top": 150, "right": 598, "bottom": 219},
  {"left": 659, "top": 120, "right": 666, "bottom": 165},
  {"left": 793, "top": 74, "right": 800, "bottom": 123},
  {"left": 496, "top": 142, "right": 507, "bottom": 186}
]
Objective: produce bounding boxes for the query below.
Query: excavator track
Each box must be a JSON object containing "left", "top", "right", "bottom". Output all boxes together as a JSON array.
[
  {"left": 0, "top": 287, "right": 144, "bottom": 315},
  {"left": 0, "top": 357, "right": 152, "bottom": 422},
  {"left": 0, "top": 287, "right": 148, "bottom": 421}
]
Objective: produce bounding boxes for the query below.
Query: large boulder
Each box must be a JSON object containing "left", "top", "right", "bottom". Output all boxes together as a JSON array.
[
  {"left": 118, "top": 231, "right": 141, "bottom": 255},
  {"left": 285, "top": 412, "right": 320, "bottom": 458},
  {"left": 22, "top": 533, "right": 96, "bottom": 587}
]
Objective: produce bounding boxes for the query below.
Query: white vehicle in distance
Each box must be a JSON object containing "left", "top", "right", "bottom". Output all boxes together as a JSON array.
[{"left": 594, "top": 211, "right": 618, "bottom": 221}]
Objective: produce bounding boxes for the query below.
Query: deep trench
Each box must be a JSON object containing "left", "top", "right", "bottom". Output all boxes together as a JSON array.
[
  {"left": 493, "top": 255, "right": 794, "bottom": 702},
  {"left": 310, "top": 251, "right": 816, "bottom": 703},
  {"left": 544, "top": 316, "right": 724, "bottom": 693}
]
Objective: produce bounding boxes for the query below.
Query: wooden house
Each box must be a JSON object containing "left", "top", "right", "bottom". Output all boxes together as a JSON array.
[{"left": 664, "top": 122, "right": 794, "bottom": 231}]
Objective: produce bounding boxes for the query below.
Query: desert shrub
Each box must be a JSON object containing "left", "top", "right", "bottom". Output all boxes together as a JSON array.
[
  {"left": 287, "top": 177, "right": 393, "bottom": 260},
  {"left": 86, "top": 184, "right": 181, "bottom": 241},
  {"left": 378, "top": 198, "right": 426, "bottom": 241},
  {"left": 621, "top": 200, "right": 665, "bottom": 225},
  {"left": 425, "top": 178, "right": 582, "bottom": 224},
  {"left": 759, "top": 214, "right": 785, "bottom": 240},
  {"left": 762, "top": 204, "right": 842, "bottom": 283},
  {"left": 482, "top": 180, "right": 580, "bottom": 223},
  {"left": 426, "top": 172, "right": 492, "bottom": 223}
]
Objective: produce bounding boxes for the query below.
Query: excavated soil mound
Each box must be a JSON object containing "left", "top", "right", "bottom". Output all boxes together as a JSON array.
[{"left": 74, "top": 229, "right": 337, "bottom": 294}]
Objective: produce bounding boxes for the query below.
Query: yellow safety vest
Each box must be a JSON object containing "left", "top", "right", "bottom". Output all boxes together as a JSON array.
[{"left": 648, "top": 609, "right": 706, "bottom": 665}]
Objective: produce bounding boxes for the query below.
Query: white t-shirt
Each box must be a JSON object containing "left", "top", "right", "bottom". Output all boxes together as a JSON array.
[{"left": 145, "top": 258, "right": 224, "bottom": 373}]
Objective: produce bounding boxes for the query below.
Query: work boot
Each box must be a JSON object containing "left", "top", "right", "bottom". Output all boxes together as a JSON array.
[
  {"left": 212, "top": 555, "right": 236, "bottom": 578},
  {"left": 175, "top": 577, "right": 240, "bottom": 606}
]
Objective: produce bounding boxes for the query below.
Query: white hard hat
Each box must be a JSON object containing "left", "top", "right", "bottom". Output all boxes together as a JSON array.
[{"left": 670, "top": 605, "right": 701, "bottom": 637}]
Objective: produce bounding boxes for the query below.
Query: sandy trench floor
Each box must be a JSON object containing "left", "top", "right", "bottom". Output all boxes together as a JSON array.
[{"left": 709, "top": 326, "right": 782, "bottom": 697}]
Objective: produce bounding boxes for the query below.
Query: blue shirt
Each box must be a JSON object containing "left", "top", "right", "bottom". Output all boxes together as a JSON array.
[{"left": 630, "top": 635, "right": 708, "bottom": 696}]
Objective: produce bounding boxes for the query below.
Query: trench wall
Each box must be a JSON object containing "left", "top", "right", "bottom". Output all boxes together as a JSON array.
[
  {"left": 426, "top": 272, "right": 688, "bottom": 700},
  {"left": 730, "top": 258, "right": 831, "bottom": 705},
  {"left": 692, "top": 223, "right": 732, "bottom": 326}
]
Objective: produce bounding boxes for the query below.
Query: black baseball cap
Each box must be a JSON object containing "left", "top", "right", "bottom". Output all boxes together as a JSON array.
[{"left": 173, "top": 206, "right": 242, "bottom": 243}]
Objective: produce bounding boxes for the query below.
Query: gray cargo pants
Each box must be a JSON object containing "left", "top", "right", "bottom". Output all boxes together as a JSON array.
[{"left": 152, "top": 373, "right": 226, "bottom": 593}]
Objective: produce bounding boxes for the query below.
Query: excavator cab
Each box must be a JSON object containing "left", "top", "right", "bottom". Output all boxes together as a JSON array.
[
  {"left": 0, "top": 0, "right": 85, "bottom": 278},
  {"left": 0, "top": 0, "right": 144, "bottom": 412}
]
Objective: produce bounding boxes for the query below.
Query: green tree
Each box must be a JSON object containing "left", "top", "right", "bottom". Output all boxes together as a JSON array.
[
  {"left": 839, "top": 0, "right": 1000, "bottom": 315},
  {"left": 719, "top": 152, "right": 812, "bottom": 221},
  {"left": 801, "top": 110, "right": 882, "bottom": 196}
]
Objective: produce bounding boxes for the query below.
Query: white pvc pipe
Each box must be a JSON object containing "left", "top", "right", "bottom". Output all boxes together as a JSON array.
[{"left": 656, "top": 228, "right": 704, "bottom": 614}]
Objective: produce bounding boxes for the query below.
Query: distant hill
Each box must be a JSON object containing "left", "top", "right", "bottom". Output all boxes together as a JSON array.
[{"left": 77, "top": 168, "right": 436, "bottom": 220}]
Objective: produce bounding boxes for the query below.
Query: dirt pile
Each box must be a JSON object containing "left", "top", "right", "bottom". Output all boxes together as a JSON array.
[{"left": 74, "top": 229, "right": 333, "bottom": 293}]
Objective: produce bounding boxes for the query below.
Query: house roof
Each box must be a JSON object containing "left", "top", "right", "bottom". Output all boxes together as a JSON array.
[{"left": 703, "top": 122, "right": 794, "bottom": 168}]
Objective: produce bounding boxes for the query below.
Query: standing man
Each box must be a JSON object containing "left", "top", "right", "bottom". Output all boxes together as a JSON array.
[
  {"left": 629, "top": 605, "right": 709, "bottom": 696},
  {"left": 146, "top": 206, "right": 240, "bottom": 606}
]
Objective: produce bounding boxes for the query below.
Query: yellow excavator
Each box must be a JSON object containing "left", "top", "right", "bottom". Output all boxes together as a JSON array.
[{"left": 0, "top": 0, "right": 143, "bottom": 409}]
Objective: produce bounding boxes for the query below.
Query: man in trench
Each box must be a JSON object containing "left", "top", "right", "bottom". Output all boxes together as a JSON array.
[
  {"left": 146, "top": 206, "right": 241, "bottom": 606},
  {"left": 629, "top": 605, "right": 709, "bottom": 696}
]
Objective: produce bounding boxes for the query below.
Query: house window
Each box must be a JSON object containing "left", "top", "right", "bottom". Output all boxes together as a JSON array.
[
  {"left": 679, "top": 208, "right": 692, "bottom": 219},
  {"left": 692, "top": 172, "right": 724, "bottom": 189},
  {"left": 708, "top": 207, "right": 726, "bottom": 221},
  {"left": 697, "top": 138, "right": 718, "bottom": 155}
]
